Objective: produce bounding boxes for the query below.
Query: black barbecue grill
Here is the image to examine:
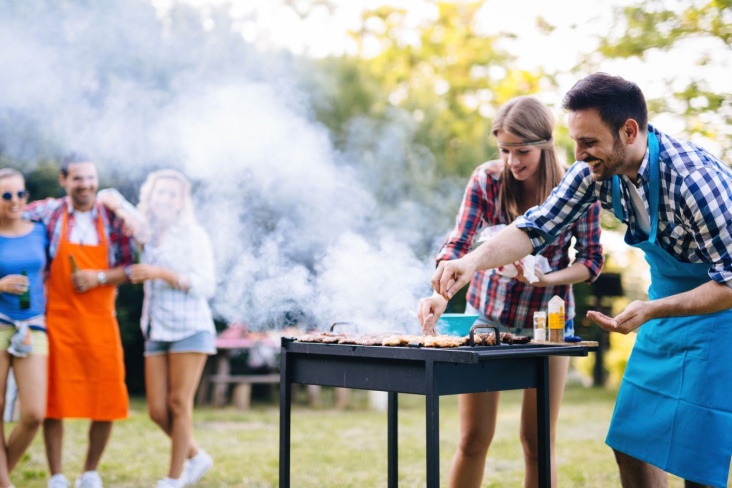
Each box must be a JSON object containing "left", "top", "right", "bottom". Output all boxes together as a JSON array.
[{"left": 279, "top": 330, "right": 592, "bottom": 487}]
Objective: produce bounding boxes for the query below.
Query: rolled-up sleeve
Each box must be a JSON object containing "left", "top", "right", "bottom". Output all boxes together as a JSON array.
[
  {"left": 680, "top": 167, "right": 732, "bottom": 287},
  {"left": 570, "top": 201, "right": 605, "bottom": 283},
  {"left": 515, "top": 163, "right": 599, "bottom": 254},
  {"left": 436, "top": 165, "right": 497, "bottom": 263}
]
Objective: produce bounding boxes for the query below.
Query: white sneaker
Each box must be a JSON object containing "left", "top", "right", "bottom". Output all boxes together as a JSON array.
[
  {"left": 182, "top": 449, "right": 213, "bottom": 485},
  {"left": 156, "top": 478, "right": 184, "bottom": 488},
  {"left": 48, "top": 474, "right": 70, "bottom": 488},
  {"left": 74, "top": 471, "right": 102, "bottom": 488}
]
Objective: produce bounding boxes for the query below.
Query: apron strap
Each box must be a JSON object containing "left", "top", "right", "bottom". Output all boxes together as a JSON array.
[
  {"left": 647, "top": 132, "right": 660, "bottom": 244},
  {"left": 611, "top": 175, "right": 624, "bottom": 220},
  {"left": 610, "top": 132, "right": 661, "bottom": 240}
]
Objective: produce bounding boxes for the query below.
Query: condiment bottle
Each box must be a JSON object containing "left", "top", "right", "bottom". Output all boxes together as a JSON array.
[
  {"left": 548, "top": 295, "right": 565, "bottom": 343},
  {"left": 19, "top": 270, "right": 30, "bottom": 310},
  {"left": 533, "top": 311, "right": 546, "bottom": 342}
]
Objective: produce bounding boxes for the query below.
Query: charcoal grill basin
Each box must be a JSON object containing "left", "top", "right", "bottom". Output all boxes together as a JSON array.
[{"left": 279, "top": 337, "right": 591, "bottom": 487}]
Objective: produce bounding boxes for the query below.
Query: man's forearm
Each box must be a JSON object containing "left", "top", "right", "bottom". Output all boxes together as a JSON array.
[
  {"left": 105, "top": 266, "right": 129, "bottom": 286},
  {"left": 468, "top": 224, "right": 534, "bottom": 271},
  {"left": 648, "top": 280, "right": 732, "bottom": 319}
]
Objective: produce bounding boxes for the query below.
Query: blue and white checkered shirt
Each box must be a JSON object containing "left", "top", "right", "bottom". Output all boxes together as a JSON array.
[
  {"left": 140, "top": 222, "right": 216, "bottom": 341},
  {"left": 515, "top": 125, "right": 732, "bottom": 287}
]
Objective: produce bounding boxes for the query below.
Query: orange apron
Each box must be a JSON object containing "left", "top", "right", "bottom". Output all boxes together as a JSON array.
[{"left": 45, "top": 206, "right": 128, "bottom": 420}]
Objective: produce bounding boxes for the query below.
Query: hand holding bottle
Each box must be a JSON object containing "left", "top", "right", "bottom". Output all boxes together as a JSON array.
[{"left": 0, "top": 274, "right": 29, "bottom": 295}]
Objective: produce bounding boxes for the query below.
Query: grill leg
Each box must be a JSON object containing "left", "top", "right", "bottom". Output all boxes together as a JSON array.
[
  {"left": 425, "top": 361, "right": 439, "bottom": 488},
  {"left": 279, "top": 351, "right": 291, "bottom": 488},
  {"left": 388, "top": 392, "right": 398, "bottom": 488},
  {"left": 536, "top": 356, "right": 550, "bottom": 488}
]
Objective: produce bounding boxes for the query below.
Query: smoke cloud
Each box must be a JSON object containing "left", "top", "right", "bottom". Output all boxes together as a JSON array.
[{"left": 0, "top": 0, "right": 461, "bottom": 333}]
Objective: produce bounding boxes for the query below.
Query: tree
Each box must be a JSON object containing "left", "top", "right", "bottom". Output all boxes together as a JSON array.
[
  {"left": 590, "top": 0, "right": 732, "bottom": 159},
  {"left": 349, "top": 3, "right": 553, "bottom": 178}
]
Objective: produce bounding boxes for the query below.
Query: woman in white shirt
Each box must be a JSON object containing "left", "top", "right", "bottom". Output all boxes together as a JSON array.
[{"left": 127, "top": 169, "right": 215, "bottom": 488}]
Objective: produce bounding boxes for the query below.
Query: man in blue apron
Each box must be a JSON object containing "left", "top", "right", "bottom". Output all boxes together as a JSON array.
[{"left": 425, "top": 72, "right": 732, "bottom": 487}]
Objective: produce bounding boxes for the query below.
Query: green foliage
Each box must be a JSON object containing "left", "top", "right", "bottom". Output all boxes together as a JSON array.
[
  {"left": 298, "top": 56, "right": 382, "bottom": 147},
  {"left": 116, "top": 283, "right": 146, "bottom": 395},
  {"left": 345, "top": 2, "right": 551, "bottom": 178},
  {"left": 595, "top": 0, "right": 732, "bottom": 159}
]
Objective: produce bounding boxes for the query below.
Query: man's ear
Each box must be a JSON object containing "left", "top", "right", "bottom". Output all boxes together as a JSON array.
[
  {"left": 622, "top": 119, "right": 640, "bottom": 145},
  {"left": 58, "top": 171, "right": 66, "bottom": 187}
]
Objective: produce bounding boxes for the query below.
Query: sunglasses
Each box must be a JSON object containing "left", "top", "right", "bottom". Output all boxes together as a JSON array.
[{"left": 1, "top": 190, "right": 30, "bottom": 201}]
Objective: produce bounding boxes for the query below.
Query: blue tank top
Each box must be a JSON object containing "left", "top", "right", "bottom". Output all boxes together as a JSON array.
[{"left": 0, "top": 221, "right": 48, "bottom": 319}]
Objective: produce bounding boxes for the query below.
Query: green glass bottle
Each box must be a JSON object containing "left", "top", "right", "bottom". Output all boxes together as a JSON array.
[{"left": 19, "top": 270, "right": 30, "bottom": 310}]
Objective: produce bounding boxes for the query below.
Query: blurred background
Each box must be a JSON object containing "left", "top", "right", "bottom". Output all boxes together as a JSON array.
[{"left": 1, "top": 0, "right": 730, "bottom": 395}]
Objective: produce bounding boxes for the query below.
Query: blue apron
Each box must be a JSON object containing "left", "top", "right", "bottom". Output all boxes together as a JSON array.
[{"left": 605, "top": 133, "right": 732, "bottom": 487}]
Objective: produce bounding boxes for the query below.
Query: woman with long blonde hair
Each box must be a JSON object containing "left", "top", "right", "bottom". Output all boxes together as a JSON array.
[
  {"left": 417, "top": 96, "right": 604, "bottom": 487},
  {"left": 127, "top": 169, "right": 215, "bottom": 488}
]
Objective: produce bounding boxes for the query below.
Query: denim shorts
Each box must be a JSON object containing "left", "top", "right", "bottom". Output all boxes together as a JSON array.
[
  {"left": 0, "top": 326, "right": 48, "bottom": 356},
  {"left": 144, "top": 331, "right": 216, "bottom": 357}
]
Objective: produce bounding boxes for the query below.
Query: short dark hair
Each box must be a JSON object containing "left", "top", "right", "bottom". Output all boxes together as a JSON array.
[
  {"left": 561, "top": 73, "right": 648, "bottom": 140},
  {"left": 60, "top": 152, "right": 94, "bottom": 176}
]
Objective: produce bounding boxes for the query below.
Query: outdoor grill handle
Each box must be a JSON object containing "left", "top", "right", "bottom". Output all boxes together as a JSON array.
[
  {"left": 469, "top": 324, "right": 501, "bottom": 347},
  {"left": 329, "top": 322, "right": 357, "bottom": 332}
]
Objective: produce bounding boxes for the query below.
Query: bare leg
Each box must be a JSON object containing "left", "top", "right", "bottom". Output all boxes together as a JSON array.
[
  {"left": 146, "top": 355, "right": 199, "bottom": 460},
  {"left": 43, "top": 418, "right": 64, "bottom": 476},
  {"left": 7, "top": 353, "right": 47, "bottom": 470},
  {"left": 83, "top": 421, "right": 112, "bottom": 472},
  {"left": 614, "top": 450, "right": 668, "bottom": 488},
  {"left": 0, "top": 352, "right": 12, "bottom": 488},
  {"left": 520, "top": 355, "right": 569, "bottom": 488},
  {"left": 146, "top": 354, "right": 172, "bottom": 434},
  {"left": 166, "top": 353, "right": 207, "bottom": 479},
  {"left": 447, "top": 391, "right": 500, "bottom": 488}
]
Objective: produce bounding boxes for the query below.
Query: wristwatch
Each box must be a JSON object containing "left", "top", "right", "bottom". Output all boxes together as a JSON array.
[{"left": 97, "top": 271, "right": 108, "bottom": 285}]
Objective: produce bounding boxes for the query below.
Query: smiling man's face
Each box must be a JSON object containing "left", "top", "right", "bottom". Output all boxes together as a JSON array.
[
  {"left": 568, "top": 109, "right": 632, "bottom": 181},
  {"left": 60, "top": 161, "right": 98, "bottom": 211}
]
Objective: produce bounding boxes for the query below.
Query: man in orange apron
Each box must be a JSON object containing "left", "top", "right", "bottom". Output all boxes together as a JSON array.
[{"left": 25, "top": 154, "right": 139, "bottom": 488}]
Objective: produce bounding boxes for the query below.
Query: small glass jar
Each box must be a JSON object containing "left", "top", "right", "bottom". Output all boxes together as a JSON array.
[{"left": 533, "top": 311, "right": 547, "bottom": 342}]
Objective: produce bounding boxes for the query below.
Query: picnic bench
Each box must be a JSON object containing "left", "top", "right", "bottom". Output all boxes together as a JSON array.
[
  {"left": 195, "top": 325, "right": 353, "bottom": 410},
  {"left": 196, "top": 325, "right": 281, "bottom": 409}
]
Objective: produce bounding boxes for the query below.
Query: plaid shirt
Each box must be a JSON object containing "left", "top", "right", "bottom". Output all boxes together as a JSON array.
[
  {"left": 437, "top": 161, "right": 604, "bottom": 329},
  {"left": 24, "top": 194, "right": 135, "bottom": 269},
  {"left": 140, "top": 223, "right": 216, "bottom": 341},
  {"left": 516, "top": 125, "right": 732, "bottom": 287}
]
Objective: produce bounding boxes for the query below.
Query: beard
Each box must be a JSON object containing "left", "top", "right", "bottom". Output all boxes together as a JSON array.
[
  {"left": 587, "top": 138, "right": 628, "bottom": 181},
  {"left": 70, "top": 188, "right": 97, "bottom": 210}
]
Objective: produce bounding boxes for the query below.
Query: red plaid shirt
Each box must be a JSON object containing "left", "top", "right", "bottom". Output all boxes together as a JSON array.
[
  {"left": 24, "top": 196, "right": 135, "bottom": 269},
  {"left": 436, "top": 162, "right": 604, "bottom": 329}
]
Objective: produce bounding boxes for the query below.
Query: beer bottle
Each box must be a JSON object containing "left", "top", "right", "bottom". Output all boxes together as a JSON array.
[
  {"left": 69, "top": 255, "right": 80, "bottom": 273},
  {"left": 19, "top": 270, "right": 30, "bottom": 310}
]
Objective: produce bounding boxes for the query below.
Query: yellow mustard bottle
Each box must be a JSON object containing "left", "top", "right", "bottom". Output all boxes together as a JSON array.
[{"left": 548, "top": 295, "right": 565, "bottom": 343}]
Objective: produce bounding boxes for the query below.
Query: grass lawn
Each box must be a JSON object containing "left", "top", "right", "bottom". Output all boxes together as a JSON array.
[{"left": 9, "top": 384, "right": 730, "bottom": 487}]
